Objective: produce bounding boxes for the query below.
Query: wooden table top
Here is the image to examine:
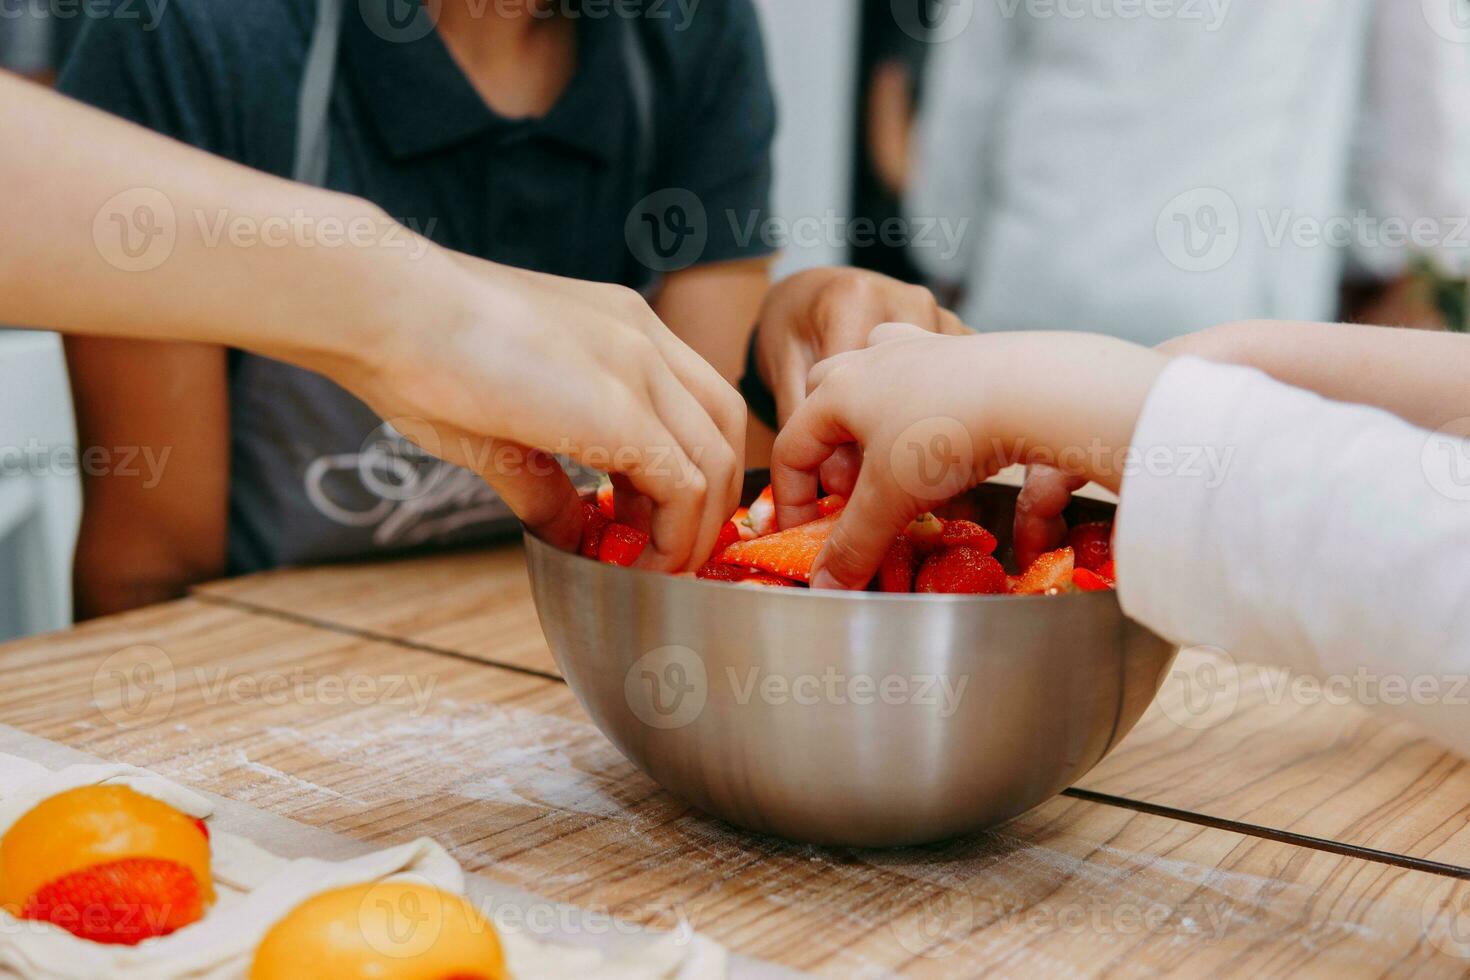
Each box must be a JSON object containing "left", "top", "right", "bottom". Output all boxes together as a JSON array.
[
  {"left": 196, "top": 547, "right": 1470, "bottom": 874},
  {"left": 0, "top": 548, "right": 1462, "bottom": 976}
]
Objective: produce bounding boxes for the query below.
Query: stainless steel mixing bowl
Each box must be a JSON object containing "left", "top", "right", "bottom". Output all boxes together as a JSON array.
[{"left": 524, "top": 475, "right": 1177, "bottom": 847}]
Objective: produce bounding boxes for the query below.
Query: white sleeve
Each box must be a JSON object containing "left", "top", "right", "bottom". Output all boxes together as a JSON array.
[
  {"left": 1114, "top": 357, "right": 1470, "bottom": 757},
  {"left": 904, "top": 10, "right": 1014, "bottom": 285},
  {"left": 1347, "top": 0, "right": 1470, "bottom": 280}
]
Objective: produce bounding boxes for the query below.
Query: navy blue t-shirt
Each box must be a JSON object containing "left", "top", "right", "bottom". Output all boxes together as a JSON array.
[{"left": 60, "top": 0, "right": 777, "bottom": 572}]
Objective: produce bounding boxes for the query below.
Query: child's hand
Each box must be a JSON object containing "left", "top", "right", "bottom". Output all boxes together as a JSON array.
[
  {"left": 771, "top": 326, "right": 1165, "bottom": 590},
  {"left": 1013, "top": 465, "right": 1086, "bottom": 572}
]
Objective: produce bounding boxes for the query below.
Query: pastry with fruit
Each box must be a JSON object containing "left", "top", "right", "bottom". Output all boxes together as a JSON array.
[
  {"left": 250, "top": 880, "right": 506, "bottom": 980},
  {"left": 0, "top": 784, "right": 213, "bottom": 945}
]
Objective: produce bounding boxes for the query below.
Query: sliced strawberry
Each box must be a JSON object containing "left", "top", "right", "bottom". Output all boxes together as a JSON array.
[
  {"left": 23, "top": 857, "right": 205, "bottom": 945},
  {"left": 717, "top": 512, "right": 840, "bottom": 583},
  {"left": 1014, "top": 547, "right": 1076, "bottom": 595},
  {"left": 1065, "top": 521, "right": 1113, "bottom": 573},
  {"left": 696, "top": 562, "right": 748, "bottom": 582},
  {"left": 1071, "top": 568, "right": 1114, "bottom": 592},
  {"left": 940, "top": 519, "right": 998, "bottom": 555},
  {"left": 711, "top": 520, "right": 743, "bottom": 559},
  {"left": 876, "top": 535, "right": 917, "bottom": 593},
  {"left": 746, "top": 486, "right": 776, "bottom": 537},
  {"left": 904, "top": 513, "right": 945, "bottom": 554},
  {"left": 579, "top": 502, "right": 610, "bottom": 559},
  {"left": 597, "top": 523, "right": 649, "bottom": 567},
  {"left": 817, "top": 495, "right": 847, "bottom": 517},
  {"left": 695, "top": 563, "right": 800, "bottom": 587},
  {"left": 1097, "top": 559, "right": 1116, "bottom": 584},
  {"left": 595, "top": 475, "right": 616, "bottom": 520},
  {"left": 915, "top": 546, "right": 1007, "bottom": 595}
]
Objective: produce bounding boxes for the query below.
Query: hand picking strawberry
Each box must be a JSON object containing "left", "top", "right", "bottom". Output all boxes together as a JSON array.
[{"left": 602, "top": 480, "right": 1115, "bottom": 596}]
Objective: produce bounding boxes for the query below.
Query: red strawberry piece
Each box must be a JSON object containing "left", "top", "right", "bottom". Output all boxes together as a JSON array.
[
  {"left": 1097, "top": 559, "right": 1116, "bottom": 584},
  {"left": 1071, "top": 568, "right": 1114, "bottom": 592},
  {"left": 696, "top": 562, "right": 749, "bottom": 582},
  {"left": 940, "top": 519, "right": 998, "bottom": 555},
  {"left": 876, "top": 535, "right": 917, "bottom": 593},
  {"left": 579, "top": 502, "right": 610, "bottom": 559},
  {"left": 596, "top": 476, "right": 615, "bottom": 519},
  {"left": 597, "top": 523, "right": 649, "bottom": 567},
  {"left": 1064, "top": 522, "right": 1113, "bottom": 572},
  {"left": 731, "top": 507, "right": 757, "bottom": 541},
  {"left": 23, "top": 857, "right": 205, "bottom": 946},
  {"left": 915, "top": 546, "right": 1007, "bottom": 595},
  {"left": 817, "top": 495, "right": 847, "bottom": 517},
  {"left": 711, "top": 520, "right": 742, "bottom": 559},
  {"left": 904, "top": 513, "right": 946, "bottom": 554},
  {"left": 1014, "top": 547, "right": 1076, "bottom": 595},
  {"left": 717, "top": 512, "right": 841, "bottom": 583}
]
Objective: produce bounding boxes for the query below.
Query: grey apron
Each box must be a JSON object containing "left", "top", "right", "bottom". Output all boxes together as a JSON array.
[{"left": 226, "top": 0, "right": 656, "bottom": 573}]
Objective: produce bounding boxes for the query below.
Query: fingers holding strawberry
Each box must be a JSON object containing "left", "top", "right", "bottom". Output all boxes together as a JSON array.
[{"left": 1014, "top": 464, "right": 1085, "bottom": 572}]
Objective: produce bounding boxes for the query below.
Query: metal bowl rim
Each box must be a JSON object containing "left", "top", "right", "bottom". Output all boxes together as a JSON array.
[{"left": 522, "top": 529, "right": 1121, "bottom": 607}]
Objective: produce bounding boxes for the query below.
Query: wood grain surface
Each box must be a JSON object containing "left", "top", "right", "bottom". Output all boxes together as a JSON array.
[
  {"left": 3, "top": 600, "right": 1469, "bottom": 977},
  {"left": 196, "top": 544, "right": 1470, "bottom": 880}
]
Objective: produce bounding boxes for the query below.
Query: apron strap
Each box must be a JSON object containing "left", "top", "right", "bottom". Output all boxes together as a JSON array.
[
  {"left": 293, "top": 0, "right": 345, "bottom": 186},
  {"left": 621, "top": 16, "right": 656, "bottom": 194}
]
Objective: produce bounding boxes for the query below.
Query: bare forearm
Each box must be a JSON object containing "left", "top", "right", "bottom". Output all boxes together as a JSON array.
[
  {"left": 1161, "top": 320, "right": 1470, "bottom": 431},
  {"left": 0, "top": 73, "right": 451, "bottom": 376}
]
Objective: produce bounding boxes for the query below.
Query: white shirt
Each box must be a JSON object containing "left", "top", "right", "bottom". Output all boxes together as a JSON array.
[
  {"left": 908, "top": 0, "right": 1470, "bottom": 345},
  {"left": 1115, "top": 357, "right": 1470, "bottom": 757}
]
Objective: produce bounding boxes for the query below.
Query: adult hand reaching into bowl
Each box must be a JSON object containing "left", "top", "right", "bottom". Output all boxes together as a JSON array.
[
  {"left": 751, "top": 269, "right": 969, "bottom": 427},
  {"left": 0, "top": 74, "right": 742, "bottom": 573},
  {"left": 771, "top": 324, "right": 1165, "bottom": 590},
  {"left": 748, "top": 268, "right": 968, "bottom": 493},
  {"left": 346, "top": 259, "right": 746, "bottom": 574}
]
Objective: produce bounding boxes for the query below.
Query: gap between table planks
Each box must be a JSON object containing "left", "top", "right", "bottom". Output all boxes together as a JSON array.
[
  {"left": 194, "top": 546, "right": 1470, "bottom": 875},
  {"left": 3, "top": 598, "right": 1470, "bottom": 977}
]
